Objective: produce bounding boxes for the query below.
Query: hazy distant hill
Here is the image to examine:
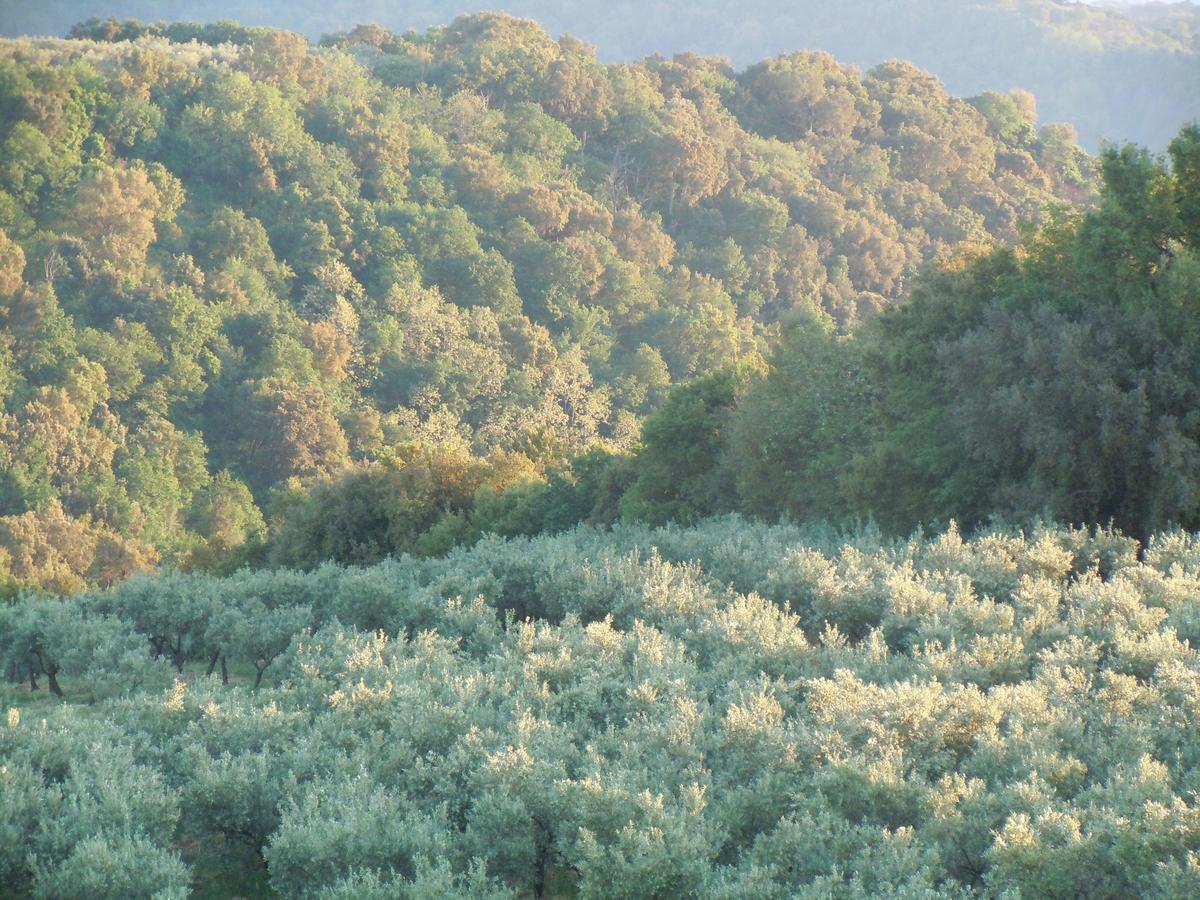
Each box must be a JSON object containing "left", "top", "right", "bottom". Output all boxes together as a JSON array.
[
  {"left": 1118, "top": 0, "right": 1200, "bottom": 46},
  {"left": 2, "top": 0, "right": 1198, "bottom": 148}
]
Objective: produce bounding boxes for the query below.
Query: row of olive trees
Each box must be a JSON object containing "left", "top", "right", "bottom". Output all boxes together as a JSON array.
[{"left": 6, "top": 518, "right": 1200, "bottom": 896}]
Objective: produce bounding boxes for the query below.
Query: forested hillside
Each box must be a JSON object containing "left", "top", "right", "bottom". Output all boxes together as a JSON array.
[
  {"left": 0, "top": 16, "right": 1092, "bottom": 593},
  {"left": 7, "top": 520, "right": 1200, "bottom": 897},
  {"left": 4, "top": 1, "right": 1198, "bottom": 148}
]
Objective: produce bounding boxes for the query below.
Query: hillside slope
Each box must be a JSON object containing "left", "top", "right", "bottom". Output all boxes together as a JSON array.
[{"left": 0, "top": 15, "right": 1090, "bottom": 592}]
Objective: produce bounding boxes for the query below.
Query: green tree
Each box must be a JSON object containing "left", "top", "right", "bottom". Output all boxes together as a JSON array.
[{"left": 619, "top": 365, "right": 755, "bottom": 525}]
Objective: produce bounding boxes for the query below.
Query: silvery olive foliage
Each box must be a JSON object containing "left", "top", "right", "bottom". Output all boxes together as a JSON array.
[{"left": 5, "top": 518, "right": 1200, "bottom": 896}]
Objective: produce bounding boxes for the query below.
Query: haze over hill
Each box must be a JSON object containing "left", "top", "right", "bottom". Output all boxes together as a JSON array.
[{"left": 1, "top": 0, "right": 1198, "bottom": 149}]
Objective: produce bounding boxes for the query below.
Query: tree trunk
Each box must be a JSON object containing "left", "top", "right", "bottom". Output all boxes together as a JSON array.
[
  {"left": 31, "top": 651, "right": 60, "bottom": 697},
  {"left": 27, "top": 661, "right": 38, "bottom": 691},
  {"left": 206, "top": 650, "right": 220, "bottom": 677},
  {"left": 46, "top": 666, "right": 63, "bottom": 698},
  {"left": 220, "top": 655, "right": 229, "bottom": 686},
  {"left": 254, "top": 665, "right": 266, "bottom": 690},
  {"left": 532, "top": 815, "right": 551, "bottom": 899}
]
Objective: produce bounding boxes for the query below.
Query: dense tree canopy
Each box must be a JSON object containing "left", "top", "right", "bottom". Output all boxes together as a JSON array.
[{"left": 0, "top": 15, "right": 1093, "bottom": 591}]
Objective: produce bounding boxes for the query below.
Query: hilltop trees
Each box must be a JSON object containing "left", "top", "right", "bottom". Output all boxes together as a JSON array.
[{"left": 16, "top": 0, "right": 1200, "bottom": 150}]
